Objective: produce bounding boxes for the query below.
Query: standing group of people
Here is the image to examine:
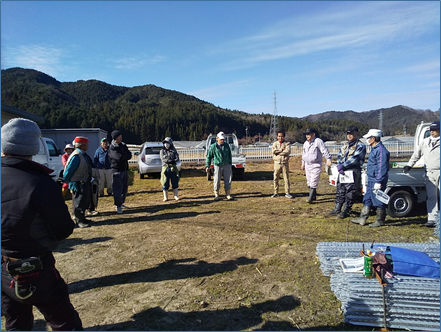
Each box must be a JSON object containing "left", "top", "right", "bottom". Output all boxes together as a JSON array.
[
  {"left": 60, "top": 130, "right": 133, "bottom": 226},
  {"left": 271, "top": 122, "right": 440, "bottom": 228}
]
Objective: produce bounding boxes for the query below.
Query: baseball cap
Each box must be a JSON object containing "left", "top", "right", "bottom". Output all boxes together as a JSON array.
[
  {"left": 346, "top": 126, "right": 359, "bottom": 133},
  {"left": 363, "top": 129, "right": 382, "bottom": 139},
  {"left": 217, "top": 132, "right": 226, "bottom": 140},
  {"left": 303, "top": 128, "right": 316, "bottom": 135},
  {"left": 429, "top": 121, "right": 440, "bottom": 130}
]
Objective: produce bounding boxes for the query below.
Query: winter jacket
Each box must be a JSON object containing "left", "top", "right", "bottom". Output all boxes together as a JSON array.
[
  {"left": 108, "top": 141, "right": 132, "bottom": 172},
  {"left": 1, "top": 157, "right": 74, "bottom": 258},
  {"left": 205, "top": 143, "right": 232, "bottom": 168},
  {"left": 93, "top": 146, "right": 111, "bottom": 169},
  {"left": 338, "top": 139, "right": 366, "bottom": 170},
  {"left": 272, "top": 141, "right": 290, "bottom": 164},
  {"left": 407, "top": 136, "right": 440, "bottom": 172},
  {"left": 160, "top": 146, "right": 180, "bottom": 167},
  {"left": 366, "top": 142, "right": 390, "bottom": 183},
  {"left": 302, "top": 138, "right": 331, "bottom": 165}
]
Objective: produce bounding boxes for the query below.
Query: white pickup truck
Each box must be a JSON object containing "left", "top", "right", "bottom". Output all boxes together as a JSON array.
[
  {"left": 328, "top": 122, "right": 431, "bottom": 218},
  {"left": 32, "top": 137, "right": 65, "bottom": 180},
  {"left": 205, "top": 133, "right": 246, "bottom": 181}
]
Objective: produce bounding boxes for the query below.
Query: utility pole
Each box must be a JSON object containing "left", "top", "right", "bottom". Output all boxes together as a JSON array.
[{"left": 269, "top": 90, "right": 278, "bottom": 142}]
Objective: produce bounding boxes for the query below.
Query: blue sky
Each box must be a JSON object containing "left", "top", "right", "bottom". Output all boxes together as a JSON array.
[{"left": 1, "top": 1, "right": 439, "bottom": 118}]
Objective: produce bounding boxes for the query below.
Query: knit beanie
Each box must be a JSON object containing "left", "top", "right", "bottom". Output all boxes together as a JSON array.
[
  {"left": 1, "top": 118, "right": 41, "bottom": 156},
  {"left": 111, "top": 130, "right": 122, "bottom": 140}
]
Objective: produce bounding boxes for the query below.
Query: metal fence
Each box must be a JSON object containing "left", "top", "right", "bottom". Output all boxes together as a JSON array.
[{"left": 128, "top": 142, "right": 415, "bottom": 165}]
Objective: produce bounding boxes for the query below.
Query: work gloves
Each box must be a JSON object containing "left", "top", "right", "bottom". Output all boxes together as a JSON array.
[
  {"left": 373, "top": 183, "right": 381, "bottom": 191},
  {"left": 403, "top": 166, "right": 412, "bottom": 173},
  {"left": 337, "top": 164, "right": 345, "bottom": 175}
]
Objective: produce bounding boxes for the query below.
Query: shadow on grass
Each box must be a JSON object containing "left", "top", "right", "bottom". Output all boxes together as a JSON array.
[
  {"left": 94, "top": 210, "right": 221, "bottom": 226},
  {"left": 69, "top": 256, "right": 258, "bottom": 295},
  {"left": 54, "top": 236, "right": 114, "bottom": 253},
  {"left": 87, "top": 295, "right": 300, "bottom": 331}
]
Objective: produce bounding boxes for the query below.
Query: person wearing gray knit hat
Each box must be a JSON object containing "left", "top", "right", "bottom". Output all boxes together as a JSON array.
[
  {"left": 1, "top": 118, "right": 83, "bottom": 330},
  {"left": 1, "top": 118, "right": 41, "bottom": 156}
]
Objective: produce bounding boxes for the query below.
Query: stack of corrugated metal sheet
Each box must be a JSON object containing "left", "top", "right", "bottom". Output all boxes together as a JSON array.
[
  {"left": 316, "top": 242, "right": 440, "bottom": 277},
  {"left": 316, "top": 242, "right": 440, "bottom": 331},
  {"left": 434, "top": 211, "right": 440, "bottom": 238}
]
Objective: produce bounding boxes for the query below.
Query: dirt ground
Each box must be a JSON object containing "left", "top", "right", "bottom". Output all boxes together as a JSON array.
[{"left": 2, "top": 157, "right": 438, "bottom": 331}]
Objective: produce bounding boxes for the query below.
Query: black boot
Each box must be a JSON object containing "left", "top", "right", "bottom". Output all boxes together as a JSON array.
[
  {"left": 337, "top": 205, "right": 351, "bottom": 219},
  {"left": 351, "top": 205, "right": 371, "bottom": 225},
  {"left": 307, "top": 188, "right": 316, "bottom": 203},
  {"left": 327, "top": 203, "right": 343, "bottom": 215},
  {"left": 370, "top": 208, "right": 386, "bottom": 227}
]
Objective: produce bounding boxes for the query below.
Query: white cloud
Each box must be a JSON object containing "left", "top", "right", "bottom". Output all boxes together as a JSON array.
[
  {"left": 211, "top": 1, "right": 439, "bottom": 71},
  {"left": 110, "top": 55, "right": 167, "bottom": 70},
  {"left": 1, "top": 44, "right": 66, "bottom": 78}
]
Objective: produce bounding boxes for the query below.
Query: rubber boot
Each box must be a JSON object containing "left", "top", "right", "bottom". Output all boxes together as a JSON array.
[
  {"left": 225, "top": 189, "right": 232, "bottom": 200},
  {"left": 173, "top": 188, "right": 179, "bottom": 200},
  {"left": 337, "top": 205, "right": 351, "bottom": 219},
  {"left": 351, "top": 205, "right": 371, "bottom": 225},
  {"left": 214, "top": 190, "right": 219, "bottom": 201},
  {"left": 163, "top": 190, "right": 168, "bottom": 202},
  {"left": 327, "top": 203, "right": 343, "bottom": 216},
  {"left": 307, "top": 188, "right": 316, "bottom": 203},
  {"left": 370, "top": 208, "right": 386, "bottom": 227}
]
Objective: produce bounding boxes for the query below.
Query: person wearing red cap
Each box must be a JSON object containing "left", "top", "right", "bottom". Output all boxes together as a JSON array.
[{"left": 63, "top": 136, "right": 94, "bottom": 228}]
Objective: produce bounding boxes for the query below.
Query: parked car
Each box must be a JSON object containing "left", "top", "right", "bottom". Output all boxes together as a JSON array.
[
  {"left": 32, "top": 137, "right": 64, "bottom": 179},
  {"left": 137, "top": 142, "right": 182, "bottom": 179}
]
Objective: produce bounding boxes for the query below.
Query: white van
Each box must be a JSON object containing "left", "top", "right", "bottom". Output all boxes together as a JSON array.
[{"left": 32, "top": 137, "right": 64, "bottom": 179}]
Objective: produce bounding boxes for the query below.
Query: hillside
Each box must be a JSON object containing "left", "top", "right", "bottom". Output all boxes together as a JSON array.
[
  {"left": 1, "top": 67, "right": 438, "bottom": 144},
  {"left": 302, "top": 106, "right": 440, "bottom": 137}
]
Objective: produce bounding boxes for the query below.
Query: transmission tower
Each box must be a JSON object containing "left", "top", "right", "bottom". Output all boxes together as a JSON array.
[
  {"left": 269, "top": 90, "right": 279, "bottom": 142},
  {"left": 378, "top": 110, "right": 383, "bottom": 133}
]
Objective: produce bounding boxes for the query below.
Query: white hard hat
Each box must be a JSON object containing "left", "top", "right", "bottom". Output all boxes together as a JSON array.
[
  {"left": 363, "top": 129, "right": 382, "bottom": 139},
  {"left": 217, "top": 132, "right": 226, "bottom": 139}
]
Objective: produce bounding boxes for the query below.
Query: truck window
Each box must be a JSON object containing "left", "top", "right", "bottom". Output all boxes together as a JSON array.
[
  {"left": 424, "top": 130, "right": 430, "bottom": 139},
  {"left": 46, "top": 141, "right": 59, "bottom": 157}
]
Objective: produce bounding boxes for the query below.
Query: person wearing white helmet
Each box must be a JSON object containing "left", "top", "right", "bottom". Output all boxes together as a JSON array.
[{"left": 352, "top": 129, "right": 390, "bottom": 227}]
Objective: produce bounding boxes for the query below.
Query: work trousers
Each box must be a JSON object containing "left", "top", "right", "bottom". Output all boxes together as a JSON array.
[
  {"left": 426, "top": 170, "right": 440, "bottom": 222},
  {"left": 73, "top": 181, "right": 91, "bottom": 223},
  {"left": 213, "top": 164, "right": 232, "bottom": 192},
  {"left": 98, "top": 168, "right": 113, "bottom": 196},
  {"left": 1, "top": 253, "right": 83, "bottom": 331},
  {"left": 112, "top": 170, "right": 129, "bottom": 207},
  {"left": 363, "top": 179, "right": 388, "bottom": 209},
  {"left": 162, "top": 167, "right": 179, "bottom": 191},
  {"left": 335, "top": 168, "right": 361, "bottom": 208},
  {"left": 305, "top": 162, "right": 322, "bottom": 189},
  {"left": 273, "top": 162, "right": 290, "bottom": 194}
]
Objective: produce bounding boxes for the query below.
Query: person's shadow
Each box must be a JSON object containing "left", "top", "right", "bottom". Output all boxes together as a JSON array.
[
  {"left": 88, "top": 295, "right": 301, "bottom": 331},
  {"left": 68, "top": 256, "right": 258, "bottom": 294}
]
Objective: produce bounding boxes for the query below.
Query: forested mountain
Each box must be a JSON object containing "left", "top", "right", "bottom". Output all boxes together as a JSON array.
[{"left": 2, "top": 67, "right": 439, "bottom": 144}]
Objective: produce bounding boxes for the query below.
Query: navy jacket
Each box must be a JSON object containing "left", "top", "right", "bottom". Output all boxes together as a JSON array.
[
  {"left": 93, "top": 146, "right": 111, "bottom": 169},
  {"left": 1, "top": 157, "right": 74, "bottom": 258},
  {"left": 366, "top": 142, "right": 390, "bottom": 184}
]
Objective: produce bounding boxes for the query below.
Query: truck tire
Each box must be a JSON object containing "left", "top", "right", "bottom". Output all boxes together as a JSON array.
[
  {"left": 387, "top": 190, "right": 414, "bottom": 218},
  {"left": 237, "top": 168, "right": 244, "bottom": 181},
  {"left": 140, "top": 172, "right": 145, "bottom": 179}
]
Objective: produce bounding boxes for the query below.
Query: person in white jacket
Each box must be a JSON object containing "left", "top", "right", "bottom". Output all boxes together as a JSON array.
[{"left": 403, "top": 121, "right": 440, "bottom": 227}]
